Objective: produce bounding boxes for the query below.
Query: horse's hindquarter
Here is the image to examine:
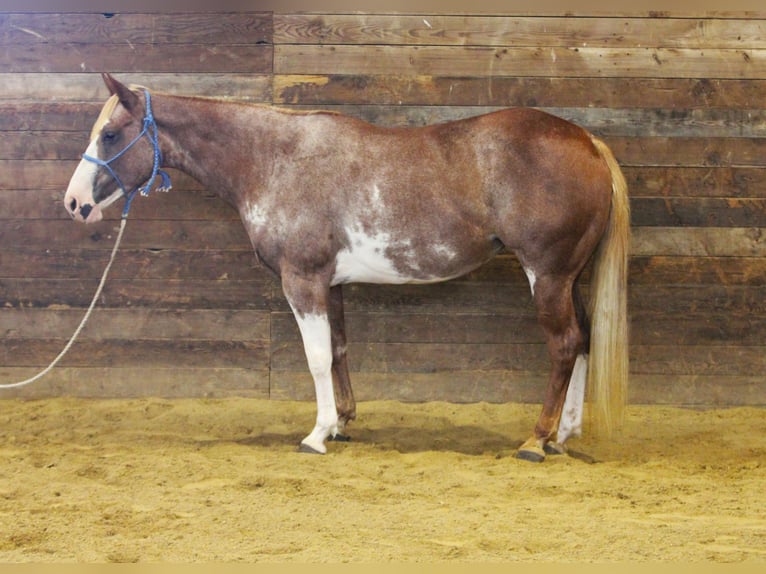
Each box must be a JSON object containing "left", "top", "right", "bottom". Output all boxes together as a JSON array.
[{"left": 476, "top": 109, "right": 614, "bottom": 272}]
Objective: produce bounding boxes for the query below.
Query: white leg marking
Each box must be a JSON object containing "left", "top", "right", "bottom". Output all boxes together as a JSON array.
[
  {"left": 292, "top": 310, "right": 338, "bottom": 454},
  {"left": 523, "top": 266, "right": 537, "bottom": 296},
  {"left": 557, "top": 354, "right": 588, "bottom": 443}
]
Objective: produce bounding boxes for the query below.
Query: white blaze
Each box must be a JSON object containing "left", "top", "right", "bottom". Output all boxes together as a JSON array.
[{"left": 64, "top": 139, "right": 100, "bottom": 220}]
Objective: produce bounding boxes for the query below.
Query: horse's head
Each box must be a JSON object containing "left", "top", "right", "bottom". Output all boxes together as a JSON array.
[{"left": 64, "top": 73, "right": 167, "bottom": 223}]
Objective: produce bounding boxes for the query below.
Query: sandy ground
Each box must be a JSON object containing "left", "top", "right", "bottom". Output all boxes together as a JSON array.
[{"left": 0, "top": 397, "right": 764, "bottom": 563}]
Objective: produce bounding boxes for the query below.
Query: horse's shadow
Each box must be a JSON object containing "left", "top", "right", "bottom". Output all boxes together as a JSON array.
[{"left": 231, "top": 423, "right": 524, "bottom": 456}]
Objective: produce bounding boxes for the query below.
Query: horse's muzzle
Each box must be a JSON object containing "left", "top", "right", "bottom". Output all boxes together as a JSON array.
[{"left": 65, "top": 195, "right": 103, "bottom": 223}]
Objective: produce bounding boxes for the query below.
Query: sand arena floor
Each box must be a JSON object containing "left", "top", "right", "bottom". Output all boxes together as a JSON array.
[{"left": 0, "top": 397, "right": 764, "bottom": 562}]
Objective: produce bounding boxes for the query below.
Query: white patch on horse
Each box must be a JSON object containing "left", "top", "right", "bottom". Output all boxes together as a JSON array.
[
  {"left": 245, "top": 202, "right": 268, "bottom": 228},
  {"left": 290, "top": 309, "right": 338, "bottom": 454},
  {"left": 557, "top": 353, "right": 588, "bottom": 443},
  {"left": 523, "top": 266, "right": 537, "bottom": 296},
  {"left": 332, "top": 227, "right": 412, "bottom": 285},
  {"left": 370, "top": 183, "right": 382, "bottom": 206},
  {"left": 432, "top": 243, "right": 456, "bottom": 260}
]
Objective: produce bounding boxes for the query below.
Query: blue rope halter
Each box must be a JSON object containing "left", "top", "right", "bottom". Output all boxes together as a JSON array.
[{"left": 82, "top": 89, "right": 172, "bottom": 218}]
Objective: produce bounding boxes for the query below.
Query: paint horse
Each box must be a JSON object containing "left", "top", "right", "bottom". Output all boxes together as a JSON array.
[{"left": 65, "top": 74, "right": 630, "bottom": 462}]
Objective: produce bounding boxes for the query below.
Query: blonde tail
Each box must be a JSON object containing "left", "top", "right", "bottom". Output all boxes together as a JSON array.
[{"left": 587, "top": 136, "right": 631, "bottom": 438}]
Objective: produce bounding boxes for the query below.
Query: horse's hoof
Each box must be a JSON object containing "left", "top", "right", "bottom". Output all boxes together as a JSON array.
[
  {"left": 543, "top": 441, "right": 568, "bottom": 456},
  {"left": 329, "top": 433, "right": 351, "bottom": 442},
  {"left": 297, "top": 442, "right": 324, "bottom": 455},
  {"left": 516, "top": 446, "right": 546, "bottom": 463}
]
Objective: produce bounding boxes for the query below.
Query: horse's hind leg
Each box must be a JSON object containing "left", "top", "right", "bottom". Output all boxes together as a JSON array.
[
  {"left": 556, "top": 283, "right": 590, "bottom": 445},
  {"left": 517, "top": 274, "right": 586, "bottom": 462},
  {"left": 328, "top": 285, "right": 356, "bottom": 440}
]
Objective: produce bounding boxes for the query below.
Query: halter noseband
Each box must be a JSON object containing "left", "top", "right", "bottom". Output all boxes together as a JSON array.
[{"left": 82, "top": 89, "right": 172, "bottom": 217}]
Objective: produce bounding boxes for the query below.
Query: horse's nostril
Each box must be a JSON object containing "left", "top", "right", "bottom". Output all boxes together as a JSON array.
[
  {"left": 69, "top": 198, "right": 78, "bottom": 213},
  {"left": 80, "top": 204, "right": 93, "bottom": 220}
]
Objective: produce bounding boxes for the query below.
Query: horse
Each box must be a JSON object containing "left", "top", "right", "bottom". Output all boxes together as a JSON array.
[{"left": 64, "top": 73, "right": 630, "bottom": 462}]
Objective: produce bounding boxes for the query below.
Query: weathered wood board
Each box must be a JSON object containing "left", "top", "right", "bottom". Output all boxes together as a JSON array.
[{"left": 0, "top": 11, "right": 763, "bottom": 405}]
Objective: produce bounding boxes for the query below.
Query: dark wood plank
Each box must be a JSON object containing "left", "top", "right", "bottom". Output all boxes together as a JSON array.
[
  {"left": 270, "top": 340, "right": 765, "bottom": 377},
  {"left": 0, "top": 248, "right": 262, "bottom": 281},
  {"left": 631, "top": 345, "right": 766, "bottom": 377},
  {"left": 14, "top": 105, "right": 765, "bottom": 143},
  {"left": 2, "top": 339, "right": 270, "bottom": 369},
  {"left": 5, "top": 130, "right": 766, "bottom": 170},
  {"left": 5, "top": 221, "right": 765, "bottom": 258},
  {"left": 268, "top": 309, "right": 766, "bottom": 349},
  {"left": 3, "top": 162, "right": 766, "bottom": 204},
  {"left": 0, "top": 13, "right": 272, "bottom": 46},
  {"left": 275, "top": 45, "right": 766, "bottom": 79},
  {"left": 0, "top": 278, "right": 279, "bottom": 310},
  {"left": 0, "top": 188, "right": 236, "bottom": 221},
  {"left": 629, "top": 375, "right": 766, "bottom": 406},
  {"left": 632, "top": 227, "right": 766, "bottom": 257},
  {"left": 0, "top": 162, "right": 203, "bottom": 192},
  {"left": 625, "top": 167, "right": 766, "bottom": 199},
  {"left": 6, "top": 244, "right": 766, "bottom": 287},
  {"left": 629, "top": 314, "right": 766, "bottom": 348},
  {"left": 467, "top": 255, "right": 766, "bottom": 286},
  {"left": 1, "top": 308, "right": 271, "bottom": 340},
  {"left": 0, "top": 367, "right": 270, "bottom": 399},
  {"left": 269, "top": 371, "right": 766, "bottom": 405},
  {"left": 4, "top": 187, "right": 766, "bottom": 229},
  {"left": 3, "top": 273, "right": 763, "bottom": 317},
  {"left": 606, "top": 137, "right": 766, "bottom": 168},
  {"left": 273, "top": 14, "right": 766, "bottom": 49},
  {"left": 0, "top": 73, "right": 273, "bottom": 104},
  {"left": 0, "top": 43, "right": 273, "bottom": 74},
  {"left": 271, "top": 311, "right": 543, "bottom": 345},
  {"left": 274, "top": 75, "right": 766, "bottom": 109},
  {"left": 4, "top": 246, "right": 766, "bottom": 287},
  {"left": 271, "top": 341, "right": 551, "bottom": 373},
  {"left": 629, "top": 256, "right": 766, "bottom": 286},
  {"left": 0, "top": 220, "right": 253, "bottom": 251},
  {"left": 630, "top": 198, "right": 766, "bottom": 227}
]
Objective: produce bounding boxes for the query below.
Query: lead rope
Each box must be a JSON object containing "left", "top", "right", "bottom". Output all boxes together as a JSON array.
[{"left": 0, "top": 216, "right": 128, "bottom": 390}]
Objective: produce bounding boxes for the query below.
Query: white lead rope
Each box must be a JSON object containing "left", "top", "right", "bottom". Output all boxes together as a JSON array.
[{"left": 0, "top": 218, "right": 128, "bottom": 389}]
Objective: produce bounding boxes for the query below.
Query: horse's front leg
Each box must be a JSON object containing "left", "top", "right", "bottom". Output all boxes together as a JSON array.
[
  {"left": 282, "top": 271, "right": 339, "bottom": 454},
  {"left": 328, "top": 285, "right": 356, "bottom": 440}
]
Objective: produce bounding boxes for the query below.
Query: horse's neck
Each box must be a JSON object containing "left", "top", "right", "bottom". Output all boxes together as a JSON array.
[{"left": 155, "top": 95, "right": 276, "bottom": 207}]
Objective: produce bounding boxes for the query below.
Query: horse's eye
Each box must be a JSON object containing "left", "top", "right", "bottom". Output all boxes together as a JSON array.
[{"left": 102, "top": 131, "right": 118, "bottom": 144}]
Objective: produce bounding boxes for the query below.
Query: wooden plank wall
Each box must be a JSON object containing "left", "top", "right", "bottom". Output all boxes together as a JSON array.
[{"left": 0, "top": 11, "right": 764, "bottom": 406}]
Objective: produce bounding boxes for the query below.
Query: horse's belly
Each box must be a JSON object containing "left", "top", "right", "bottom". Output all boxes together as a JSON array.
[{"left": 331, "top": 227, "right": 479, "bottom": 286}]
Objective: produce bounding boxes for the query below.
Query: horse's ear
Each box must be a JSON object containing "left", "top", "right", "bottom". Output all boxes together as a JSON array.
[{"left": 102, "top": 72, "right": 139, "bottom": 112}]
